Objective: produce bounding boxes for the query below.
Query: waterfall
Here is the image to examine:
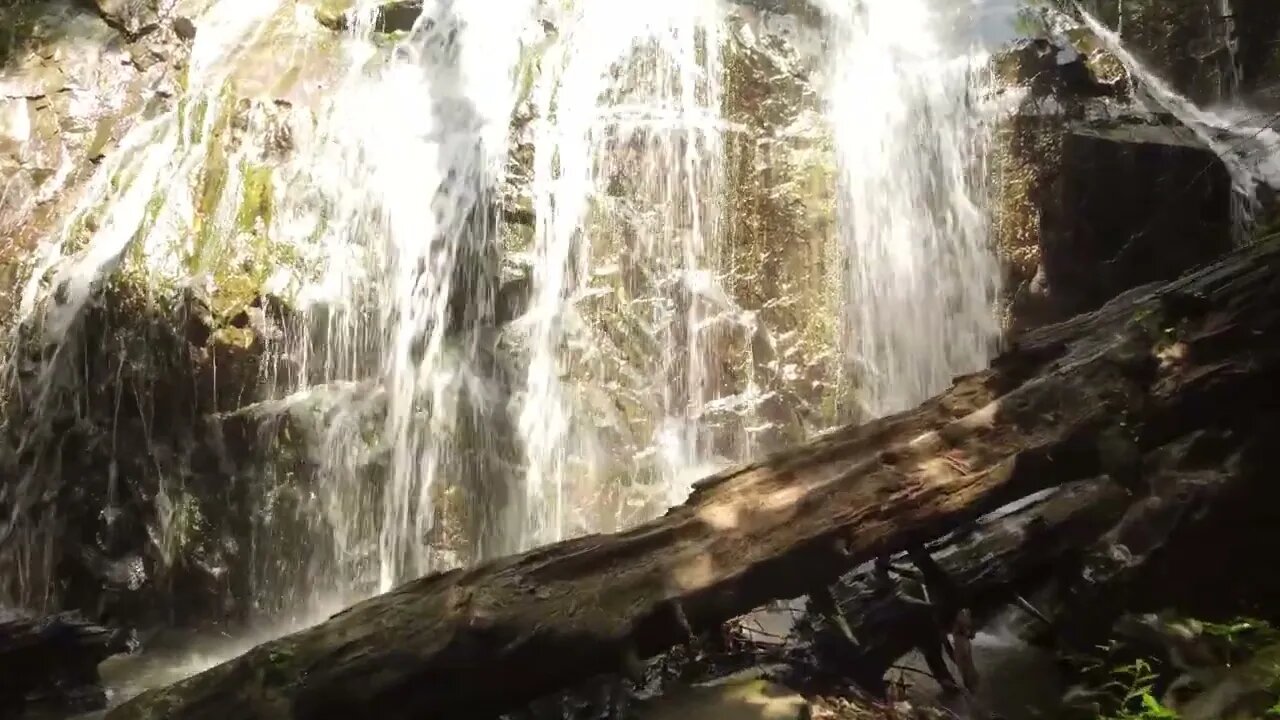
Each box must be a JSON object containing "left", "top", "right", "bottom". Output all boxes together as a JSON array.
[
  {"left": 818, "top": 0, "right": 1000, "bottom": 417},
  {"left": 302, "top": 0, "right": 537, "bottom": 593},
  {"left": 519, "top": 0, "right": 726, "bottom": 546},
  {"left": 1, "top": 0, "right": 1012, "bottom": 631}
]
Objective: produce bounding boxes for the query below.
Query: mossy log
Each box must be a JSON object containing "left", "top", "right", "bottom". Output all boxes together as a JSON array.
[{"left": 108, "top": 237, "right": 1280, "bottom": 720}]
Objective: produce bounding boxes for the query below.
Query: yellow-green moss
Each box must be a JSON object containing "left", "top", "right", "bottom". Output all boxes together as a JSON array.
[
  {"left": 191, "top": 160, "right": 229, "bottom": 273},
  {"left": 314, "top": 0, "right": 354, "bottom": 28},
  {"left": 236, "top": 164, "right": 274, "bottom": 235}
]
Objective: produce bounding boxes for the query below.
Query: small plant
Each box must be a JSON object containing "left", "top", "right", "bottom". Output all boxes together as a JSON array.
[
  {"left": 1066, "top": 639, "right": 1178, "bottom": 720},
  {"left": 1096, "top": 658, "right": 1178, "bottom": 720},
  {"left": 1201, "top": 617, "right": 1280, "bottom": 655}
]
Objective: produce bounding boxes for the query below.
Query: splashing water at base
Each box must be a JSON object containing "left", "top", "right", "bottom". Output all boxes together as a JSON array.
[{"left": 819, "top": 0, "right": 1001, "bottom": 418}]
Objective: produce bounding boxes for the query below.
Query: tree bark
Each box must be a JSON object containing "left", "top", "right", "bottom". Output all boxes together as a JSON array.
[{"left": 107, "top": 237, "right": 1280, "bottom": 720}]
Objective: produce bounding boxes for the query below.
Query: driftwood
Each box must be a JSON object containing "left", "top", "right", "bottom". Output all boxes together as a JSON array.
[
  {"left": 107, "top": 236, "right": 1280, "bottom": 720},
  {"left": 0, "top": 610, "right": 133, "bottom": 717}
]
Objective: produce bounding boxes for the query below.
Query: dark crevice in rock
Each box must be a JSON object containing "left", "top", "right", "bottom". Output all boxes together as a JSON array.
[{"left": 317, "top": 0, "right": 424, "bottom": 34}]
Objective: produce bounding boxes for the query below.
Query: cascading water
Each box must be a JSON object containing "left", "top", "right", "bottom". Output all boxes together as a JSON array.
[
  {"left": 297, "top": 0, "right": 537, "bottom": 595},
  {"left": 818, "top": 0, "right": 1000, "bottom": 417},
  {"left": 519, "top": 0, "right": 727, "bottom": 546},
  {"left": 2, "top": 0, "right": 1014, "bottom": 672}
]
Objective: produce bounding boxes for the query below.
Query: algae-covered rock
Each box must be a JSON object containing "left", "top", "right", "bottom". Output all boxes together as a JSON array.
[{"left": 0, "top": 0, "right": 329, "bottom": 618}]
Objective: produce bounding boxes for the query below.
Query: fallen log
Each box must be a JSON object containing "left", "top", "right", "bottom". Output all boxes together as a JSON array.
[
  {"left": 800, "top": 477, "right": 1133, "bottom": 690},
  {"left": 108, "top": 236, "right": 1280, "bottom": 720},
  {"left": 806, "top": 412, "right": 1277, "bottom": 691},
  {"left": 0, "top": 610, "right": 133, "bottom": 717}
]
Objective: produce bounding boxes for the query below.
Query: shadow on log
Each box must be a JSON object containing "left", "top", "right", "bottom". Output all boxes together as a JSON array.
[{"left": 107, "top": 236, "right": 1280, "bottom": 720}]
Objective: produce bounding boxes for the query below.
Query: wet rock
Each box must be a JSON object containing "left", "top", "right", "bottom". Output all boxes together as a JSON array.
[
  {"left": 171, "top": 15, "right": 197, "bottom": 41},
  {"left": 1039, "top": 119, "right": 1231, "bottom": 320},
  {"left": 995, "top": 110, "right": 1233, "bottom": 332},
  {"left": 90, "top": 0, "right": 172, "bottom": 38},
  {"left": 1078, "top": 0, "right": 1280, "bottom": 106},
  {"left": 720, "top": 5, "right": 846, "bottom": 442},
  {"left": 0, "top": 609, "right": 134, "bottom": 715},
  {"left": 991, "top": 40, "right": 1233, "bottom": 333},
  {"left": 0, "top": 275, "right": 301, "bottom": 631},
  {"left": 994, "top": 37, "right": 1128, "bottom": 99},
  {"left": 0, "top": 0, "right": 193, "bottom": 324},
  {"left": 316, "top": 0, "right": 423, "bottom": 34},
  {"left": 496, "top": 257, "right": 533, "bottom": 325}
]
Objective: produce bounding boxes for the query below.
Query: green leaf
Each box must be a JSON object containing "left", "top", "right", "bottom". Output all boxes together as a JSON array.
[{"left": 1140, "top": 692, "right": 1178, "bottom": 719}]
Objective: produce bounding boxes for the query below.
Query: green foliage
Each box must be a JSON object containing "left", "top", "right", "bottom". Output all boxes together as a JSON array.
[
  {"left": 1201, "top": 618, "right": 1280, "bottom": 652},
  {"left": 1072, "top": 619, "right": 1280, "bottom": 720},
  {"left": 1073, "top": 647, "right": 1179, "bottom": 720},
  {"left": 1101, "top": 659, "right": 1178, "bottom": 720}
]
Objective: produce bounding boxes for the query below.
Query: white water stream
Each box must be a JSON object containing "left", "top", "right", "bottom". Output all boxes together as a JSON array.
[{"left": 819, "top": 0, "right": 1000, "bottom": 417}]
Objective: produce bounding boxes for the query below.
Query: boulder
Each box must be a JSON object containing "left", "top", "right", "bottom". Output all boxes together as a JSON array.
[
  {"left": 0, "top": 610, "right": 134, "bottom": 716},
  {"left": 1037, "top": 119, "right": 1232, "bottom": 319},
  {"left": 990, "top": 40, "right": 1233, "bottom": 334}
]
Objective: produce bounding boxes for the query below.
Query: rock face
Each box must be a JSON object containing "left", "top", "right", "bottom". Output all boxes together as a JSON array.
[
  {"left": 990, "top": 38, "right": 1234, "bottom": 333},
  {"left": 0, "top": 0, "right": 193, "bottom": 285},
  {"left": 721, "top": 6, "right": 843, "bottom": 447},
  {"left": 1082, "top": 0, "right": 1280, "bottom": 107},
  {"left": 0, "top": 0, "right": 359, "bottom": 630},
  {"left": 0, "top": 278, "right": 298, "bottom": 629}
]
